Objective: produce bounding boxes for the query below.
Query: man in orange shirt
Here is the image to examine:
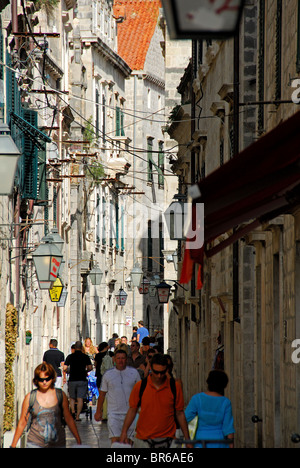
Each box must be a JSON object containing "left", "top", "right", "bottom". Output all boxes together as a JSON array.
[{"left": 120, "top": 354, "right": 192, "bottom": 448}]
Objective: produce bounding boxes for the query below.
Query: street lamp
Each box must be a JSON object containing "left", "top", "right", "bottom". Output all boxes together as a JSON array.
[
  {"left": 130, "top": 263, "right": 143, "bottom": 288},
  {"left": 32, "top": 236, "right": 63, "bottom": 290},
  {"left": 89, "top": 264, "right": 103, "bottom": 285},
  {"left": 49, "top": 277, "right": 64, "bottom": 302},
  {"left": 57, "top": 287, "right": 68, "bottom": 307},
  {"left": 125, "top": 275, "right": 133, "bottom": 291},
  {"left": 156, "top": 281, "right": 172, "bottom": 304},
  {"left": 162, "top": 0, "right": 245, "bottom": 40},
  {"left": 172, "top": 250, "right": 178, "bottom": 271},
  {"left": 138, "top": 277, "right": 150, "bottom": 295},
  {"left": 116, "top": 288, "right": 128, "bottom": 306},
  {"left": 164, "top": 193, "right": 187, "bottom": 241},
  {"left": 0, "top": 123, "right": 21, "bottom": 195},
  {"left": 149, "top": 274, "right": 160, "bottom": 297},
  {"left": 49, "top": 227, "right": 64, "bottom": 252}
]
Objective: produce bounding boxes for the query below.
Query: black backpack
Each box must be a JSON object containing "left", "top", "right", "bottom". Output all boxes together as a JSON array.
[
  {"left": 26, "top": 388, "right": 65, "bottom": 431},
  {"left": 137, "top": 376, "right": 179, "bottom": 427}
]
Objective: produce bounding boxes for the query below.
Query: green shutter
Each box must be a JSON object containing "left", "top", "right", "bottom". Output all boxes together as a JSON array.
[
  {"left": 121, "top": 206, "right": 125, "bottom": 252},
  {"left": 115, "top": 201, "right": 119, "bottom": 249},
  {"left": 102, "top": 196, "right": 106, "bottom": 245},
  {"left": 147, "top": 138, "right": 153, "bottom": 183},
  {"left": 22, "top": 109, "right": 38, "bottom": 199},
  {"left": 37, "top": 148, "right": 47, "bottom": 205},
  {"left": 121, "top": 110, "right": 125, "bottom": 136},
  {"left": 147, "top": 221, "right": 153, "bottom": 272},
  {"left": 96, "top": 193, "right": 100, "bottom": 243},
  {"left": 158, "top": 142, "right": 164, "bottom": 187},
  {"left": 116, "top": 106, "right": 120, "bottom": 136}
]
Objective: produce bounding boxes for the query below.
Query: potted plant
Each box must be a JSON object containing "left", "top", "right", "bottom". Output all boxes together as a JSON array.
[{"left": 26, "top": 330, "right": 32, "bottom": 345}]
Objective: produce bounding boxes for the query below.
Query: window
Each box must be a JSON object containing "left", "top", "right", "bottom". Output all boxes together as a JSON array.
[
  {"left": 115, "top": 200, "right": 119, "bottom": 249},
  {"left": 102, "top": 92, "right": 106, "bottom": 143},
  {"left": 147, "top": 137, "right": 154, "bottom": 183},
  {"left": 102, "top": 195, "right": 106, "bottom": 245},
  {"left": 148, "top": 221, "right": 153, "bottom": 272},
  {"left": 159, "top": 221, "right": 164, "bottom": 274},
  {"left": 116, "top": 106, "right": 125, "bottom": 136},
  {"left": 121, "top": 206, "right": 125, "bottom": 252},
  {"left": 158, "top": 141, "right": 164, "bottom": 187},
  {"left": 95, "top": 89, "right": 100, "bottom": 139},
  {"left": 96, "top": 192, "right": 100, "bottom": 244},
  {"left": 147, "top": 88, "right": 151, "bottom": 108},
  {"left": 22, "top": 109, "right": 38, "bottom": 200}
]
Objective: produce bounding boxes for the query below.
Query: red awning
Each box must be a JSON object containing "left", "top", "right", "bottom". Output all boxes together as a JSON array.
[{"left": 193, "top": 111, "right": 300, "bottom": 255}]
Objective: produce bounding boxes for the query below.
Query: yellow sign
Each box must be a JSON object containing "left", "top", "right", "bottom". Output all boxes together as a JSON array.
[{"left": 49, "top": 277, "right": 63, "bottom": 302}]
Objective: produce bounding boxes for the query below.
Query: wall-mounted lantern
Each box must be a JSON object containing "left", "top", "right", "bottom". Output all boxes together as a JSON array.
[
  {"left": 164, "top": 193, "right": 187, "bottom": 241},
  {"left": 156, "top": 281, "right": 172, "bottom": 304},
  {"left": 138, "top": 277, "right": 150, "bottom": 295},
  {"left": 162, "top": 0, "right": 245, "bottom": 40},
  {"left": 116, "top": 288, "right": 128, "bottom": 306},
  {"left": 89, "top": 264, "right": 103, "bottom": 286},
  {"left": 0, "top": 124, "right": 21, "bottom": 195},
  {"left": 125, "top": 275, "right": 133, "bottom": 291},
  {"left": 130, "top": 263, "right": 143, "bottom": 288},
  {"left": 32, "top": 236, "right": 63, "bottom": 290}
]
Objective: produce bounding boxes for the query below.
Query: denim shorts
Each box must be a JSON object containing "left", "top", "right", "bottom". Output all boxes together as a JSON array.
[{"left": 68, "top": 380, "right": 88, "bottom": 399}]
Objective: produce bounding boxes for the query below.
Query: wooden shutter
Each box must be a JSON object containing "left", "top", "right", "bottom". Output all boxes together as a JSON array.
[{"left": 22, "top": 109, "right": 38, "bottom": 199}]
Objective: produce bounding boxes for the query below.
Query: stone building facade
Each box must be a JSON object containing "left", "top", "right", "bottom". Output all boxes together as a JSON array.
[{"left": 168, "top": 0, "right": 300, "bottom": 448}]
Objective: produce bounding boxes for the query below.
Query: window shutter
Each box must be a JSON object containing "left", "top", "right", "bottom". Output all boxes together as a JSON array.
[
  {"left": 37, "top": 148, "right": 47, "bottom": 205},
  {"left": 116, "top": 106, "right": 120, "bottom": 136},
  {"left": 121, "top": 206, "right": 125, "bottom": 252},
  {"left": 115, "top": 201, "right": 119, "bottom": 249},
  {"left": 22, "top": 109, "right": 38, "bottom": 199},
  {"left": 158, "top": 141, "right": 164, "bottom": 187},
  {"left": 121, "top": 110, "right": 125, "bottom": 136}
]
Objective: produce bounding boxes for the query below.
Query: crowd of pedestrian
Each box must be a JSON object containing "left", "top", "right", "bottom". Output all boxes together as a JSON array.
[{"left": 10, "top": 325, "right": 235, "bottom": 449}]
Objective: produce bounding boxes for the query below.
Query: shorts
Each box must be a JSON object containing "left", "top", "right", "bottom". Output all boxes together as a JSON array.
[
  {"left": 107, "top": 414, "right": 136, "bottom": 440},
  {"left": 68, "top": 381, "right": 88, "bottom": 399},
  {"left": 133, "top": 437, "right": 173, "bottom": 449}
]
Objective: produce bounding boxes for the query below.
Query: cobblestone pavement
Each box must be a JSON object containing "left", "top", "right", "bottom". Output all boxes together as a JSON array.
[{"left": 66, "top": 406, "right": 111, "bottom": 448}]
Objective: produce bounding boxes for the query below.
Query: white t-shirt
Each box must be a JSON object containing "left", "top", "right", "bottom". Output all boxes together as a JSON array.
[{"left": 100, "top": 366, "right": 140, "bottom": 415}]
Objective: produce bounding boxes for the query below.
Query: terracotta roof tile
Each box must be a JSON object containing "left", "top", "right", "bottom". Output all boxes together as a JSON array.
[{"left": 114, "top": 0, "right": 161, "bottom": 70}]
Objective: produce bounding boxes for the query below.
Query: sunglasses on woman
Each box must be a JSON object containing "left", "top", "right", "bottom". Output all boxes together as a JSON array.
[{"left": 38, "top": 376, "right": 52, "bottom": 383}]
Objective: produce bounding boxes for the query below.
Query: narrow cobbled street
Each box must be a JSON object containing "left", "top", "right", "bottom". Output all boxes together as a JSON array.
[{"left": 66, "top": 407, "right": 110, "bottom": 448}]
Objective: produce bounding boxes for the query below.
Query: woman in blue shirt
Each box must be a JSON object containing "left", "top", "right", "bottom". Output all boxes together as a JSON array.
[{"left": 185, "top": 370, "right": 235, "bottom": 448}]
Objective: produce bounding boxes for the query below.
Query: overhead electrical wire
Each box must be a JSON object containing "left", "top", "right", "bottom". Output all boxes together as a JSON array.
[{"left": 3, "top": 14, "right": 247, "bottom": 178}]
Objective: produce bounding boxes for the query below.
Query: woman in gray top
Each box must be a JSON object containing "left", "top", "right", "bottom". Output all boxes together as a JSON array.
[{"left": 10, "top": 362, "right": 81, "bottom": 448}]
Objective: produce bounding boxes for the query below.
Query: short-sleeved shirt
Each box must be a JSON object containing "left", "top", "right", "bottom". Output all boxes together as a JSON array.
[
  {"left": 64, "top": 351, "right": 92, "bottom": 381},
  {"left": 137, "top": 327, "right": 149, "bottom": 343},
  {"left": 129, "top": 376, "right": 184, "bottom": 440},
  {"left": 185, "top": 392, "right": 235, "bottom": 448},
  {"left": 43, "top": 349, "right": 65, "bottom": 377},
  {"left": 101, "top": 367, "right": 140, "bottom": 415},
  {"left": 127, "top": 353, "right": 146, "bottom": 369}
]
